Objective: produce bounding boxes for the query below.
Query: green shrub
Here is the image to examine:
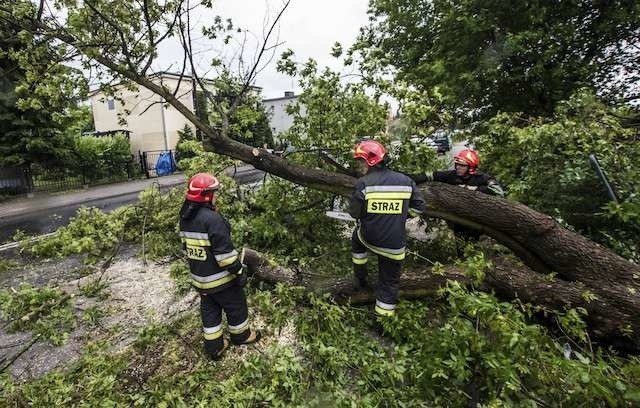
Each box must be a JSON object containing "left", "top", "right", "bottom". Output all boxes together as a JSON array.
[
  {"left": 0, "top": 284, "right": 75, "bottom": 345},
  {"left": 476, "top": 91, "right": 640, "bottom": 261}
]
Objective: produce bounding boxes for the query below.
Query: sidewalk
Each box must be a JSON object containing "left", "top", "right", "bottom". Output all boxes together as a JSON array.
[{"left": 0, "top": 173, "right": 186, "bottom": 219}]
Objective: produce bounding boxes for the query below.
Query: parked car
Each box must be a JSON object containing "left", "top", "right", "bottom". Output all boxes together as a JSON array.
[
  {"left": 406, "top": 136, "right": 438, "bottom": 151},
  {"left": 432, "top": 134, "right": 451, "bottom": 154}
]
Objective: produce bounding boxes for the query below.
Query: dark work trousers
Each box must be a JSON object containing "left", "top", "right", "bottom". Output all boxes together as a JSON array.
[
  {"left": 351, "top": 230, "right": 402, "bottom": 317},
  {"left": 199, "top": 284, "right": 251, "bottom": 356}
]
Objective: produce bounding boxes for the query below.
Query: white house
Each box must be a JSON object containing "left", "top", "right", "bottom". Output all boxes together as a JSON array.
[
  {"left": 89, "top": 72, "right": 262, "bottom": 154},
  {"left": 89, "top": 72, "right": 205, "bottom": 154},
  {"left": 90, "top": 73, "right": 306, "bottom": 154},
  {"left": 262, "top": 91, "right": 303, "bottom": 139}
]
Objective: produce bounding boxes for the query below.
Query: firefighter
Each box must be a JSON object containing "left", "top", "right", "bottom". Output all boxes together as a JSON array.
[
  {"left": 348, "top": 140, "right": 426, "bottom": 320},
  {"left": 413, "top": 148, "right": 504, "bottom": 243},
  {"left": 179, "top": 172, "right": 261, "bottom": 360}
]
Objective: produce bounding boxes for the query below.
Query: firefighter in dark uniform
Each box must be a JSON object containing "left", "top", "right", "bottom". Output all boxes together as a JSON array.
[
  {"left": 348, "top": 140, "right": 426, "bottom": 319},
  {"left": 179, "top": 172, "right": 261, "bottom": 360},
  {"left": 413, "top": 148, "right": 504, "bottom": 242}
]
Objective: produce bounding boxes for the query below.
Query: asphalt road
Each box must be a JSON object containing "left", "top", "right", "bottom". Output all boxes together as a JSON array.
[
  {"left": 0, "top": 166, "right": 265, "bottom": 243},
  {"left": 0, "top": 143, "right": 467, "bottom": 244}
]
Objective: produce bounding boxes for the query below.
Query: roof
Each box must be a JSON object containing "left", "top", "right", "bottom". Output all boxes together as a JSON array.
[
  {"left": 262, "top": 95, "right": 299, "bottom": 103},
  {"left": 88, "top": 72, "right": 262, "bottom": 96}
]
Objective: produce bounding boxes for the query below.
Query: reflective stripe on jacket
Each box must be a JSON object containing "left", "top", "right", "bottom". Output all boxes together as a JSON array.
[
  {"left": 179, "top": 206, "right": 238, "bottom": 293},
  {"left": 348, "top": 167, "right": 426, "bottom": 259}
]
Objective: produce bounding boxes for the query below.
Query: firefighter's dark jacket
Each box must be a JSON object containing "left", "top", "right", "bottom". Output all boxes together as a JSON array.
[
  {"left": 348, "top": 167, "right": 426, "bottom": 260},
  {"left": 179, "top": 202, "right": 242, "bottom": 293},
  {"left": 433, "top": 170, "right": 504, "bottom": 196}
]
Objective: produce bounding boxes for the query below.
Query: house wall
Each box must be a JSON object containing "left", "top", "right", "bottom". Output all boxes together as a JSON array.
[
  {"left": 90, "top": 74, "right": 270, "bottom": 155},
  {"left": 90, "top": 76, "right": 198, "bottom": 155},
  {"left": 262, "top": 95, "right": 304, "bottom": 138}
]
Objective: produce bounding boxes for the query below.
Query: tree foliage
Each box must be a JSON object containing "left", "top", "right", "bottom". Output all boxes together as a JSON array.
[
  {"left": 359, "top": 0, "right": 640, "bottom": 121},
  {"left": 3, "top": 0, "right": 640, "bottom": 405},
  {"left": 0, "top": 1, "right": 88, "bottom": 167},
  {"left": 476, "top": 90, "right": 640, "bottom": 261},
  {"left": 2, "top": 281, "right": 640, "bottom": 406}
]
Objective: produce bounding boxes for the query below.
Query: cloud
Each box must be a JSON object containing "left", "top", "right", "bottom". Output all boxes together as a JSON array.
[{"left": 154, "top": 0, "right": 369, "bottom": 99}]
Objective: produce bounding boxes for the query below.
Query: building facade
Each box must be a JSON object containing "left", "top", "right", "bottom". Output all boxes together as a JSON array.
[
  {"left": 262, "top": 91, "right": 303, "bottom": 139},
  {"left": 89, "top": 72, "right": 207, "bottom": 155},
  {"left": 90, "top": 73, "right": 298, "bottom": 154}
]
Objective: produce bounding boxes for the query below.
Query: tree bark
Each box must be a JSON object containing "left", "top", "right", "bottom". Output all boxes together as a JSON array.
[
  {"left": 31, "top": 14, "right": 639, "bottom": 288},
  {"left": 243, "top": 248, "right": 640, "bottom": 352},
  {"left": 421, "top": 183, "right": 640, "bottom": 290},
  {"left": 24, "top": 11, "right": 640, "bottom": 349}
]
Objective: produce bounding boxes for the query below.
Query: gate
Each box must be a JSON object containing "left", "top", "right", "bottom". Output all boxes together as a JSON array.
[{"left": 139, "top": 150, "right": 176, "bottom": 178}]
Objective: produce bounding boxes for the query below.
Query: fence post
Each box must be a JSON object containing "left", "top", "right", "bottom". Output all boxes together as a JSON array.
[
  {"left": 138, "top": 150, "right": 145, "bottom": 177},
  {"left": 143, "top": 151, "right": 150, "bottom": 178},
  {"left": 25, "top": 166, "right": 34, "bottom": 197},
  {"left": 127, "top": 155, "right": 133, "bottom": 179},
  {"left": 82, "top": 166, "right": 88, "bottom": 188}
]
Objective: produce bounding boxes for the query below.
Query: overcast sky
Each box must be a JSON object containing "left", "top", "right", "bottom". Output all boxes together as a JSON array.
[{"left": 153, "top": 0, "right": 370, "bottom": 99}]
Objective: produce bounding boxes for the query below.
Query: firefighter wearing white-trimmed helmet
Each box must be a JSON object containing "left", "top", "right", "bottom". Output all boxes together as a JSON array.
[
  {"left": 348, "top": 140, "right": 426, "bottom": 324},
  {"left": 179, "top": 172, "right": 261, "bottom": 360},
  {"left": 411, "top": 148, "right": 504, "bottom": 247}
]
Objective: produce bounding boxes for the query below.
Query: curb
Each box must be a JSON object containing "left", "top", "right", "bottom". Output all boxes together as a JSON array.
[{"left": 0, "top": 180, "right": 186, "bottom": 220}]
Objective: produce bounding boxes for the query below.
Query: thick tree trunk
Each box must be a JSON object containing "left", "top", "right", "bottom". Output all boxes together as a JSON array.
[
  {"left": 26, "top": 3, "right": 638, "bottom": 350},
  {"left": 43, "top": 18, "right": 638, "bottom": 289},
  {"left": 80, "top": 54, "right": 640, "bottom": 348},
  {"left": 243, "top": 248, "right": 640, "bottom": 352},
  {"left": 222, "top": 146, "right": 639, "bottom": 294},
  {"left": 422, "top": 183, "right": 639, "bottom": 288}
]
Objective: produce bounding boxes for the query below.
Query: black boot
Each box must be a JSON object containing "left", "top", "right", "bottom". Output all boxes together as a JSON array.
[
  {"left": 231, "top": 329, "right": 262, "bottom": 346},
  {"left": 205, "top": 338, "right": 229, "bottom": 361},
  {"left": 353, "top": 264, "right": 368, "bottom": 289}
]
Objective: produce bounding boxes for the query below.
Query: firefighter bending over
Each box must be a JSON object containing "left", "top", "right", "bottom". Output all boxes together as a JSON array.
[
  {"left": 413, "top": 148, "right": 504, "bottom": 243},
  {"left": 348, "top": 140, "right": 426, "bottom": 320},
  {"left": 179, "top": 172, "right": 261, "bottom": 360}
]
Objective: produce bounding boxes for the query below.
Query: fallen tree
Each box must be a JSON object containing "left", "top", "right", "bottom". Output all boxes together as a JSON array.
[
  {"left": 10, "top": 0, "right": 638, "bottom": 281},
  {"left": 244, "top": 248, "right": 640, "bottom": 352},
  {"left": 5, "top": 1, "right": 639, "bottom": 351}
]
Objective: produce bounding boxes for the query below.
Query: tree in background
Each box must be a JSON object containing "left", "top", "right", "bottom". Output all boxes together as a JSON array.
[
  {"left": 477, "top": 90, "right": 640, "bottom": 261},
  {"left": 358, "top": 0, "right": 640, "bottom": 122},
  {"left": 355, "top": 0, "right": 640, "bottom": 260},
  {"left": 200, "top": 72, "right": 275, "bottom": 148},
  {"left": 230, "top": 102, "right": 274, "bottom": 148},
  {"left": 0, "top": 1, "right": 88, "bottom": 168}
]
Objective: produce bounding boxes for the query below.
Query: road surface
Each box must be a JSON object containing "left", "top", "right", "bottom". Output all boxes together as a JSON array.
[
  {"left": 0, "top": 166, "right": 264, "bottom": 243},
  {"left": 0, "top": 143, "right": 469, "bottom": 243}
]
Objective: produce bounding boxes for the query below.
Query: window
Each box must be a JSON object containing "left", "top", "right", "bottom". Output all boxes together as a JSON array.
[{"left": 107, "top": 98, "right": 115, "bottom": 111}]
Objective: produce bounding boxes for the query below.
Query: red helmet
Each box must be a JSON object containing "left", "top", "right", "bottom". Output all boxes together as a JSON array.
[
  {"left": 454, "top": 149, "right": 480, "bottom": 174},
  {"left": 185, "top": 172, "right": 221, "bottom": 202},
  {"left": 353, "top": 140, "right": 387, "bottom": 167}
]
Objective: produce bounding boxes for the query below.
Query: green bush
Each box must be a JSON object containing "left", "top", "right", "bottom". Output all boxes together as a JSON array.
[
  {"left": 476, "top": 91, "right": 640, "bottom": 261},
  {"left": 4, "top": 282, "right": 639, "bottom": 406},
  {"left": 0, "top": 284, "right": 75, "bottom": 345},
  {"left": 71, "top": 133, "right": 133, "bottom": 182}
]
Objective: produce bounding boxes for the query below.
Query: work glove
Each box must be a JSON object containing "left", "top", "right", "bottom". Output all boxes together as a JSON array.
[
  {"left": 235, "top": 269, "right": 248, "bottom": 287},
  {"left": 229, "top": 248, "right": 249, "bottom": 287}
]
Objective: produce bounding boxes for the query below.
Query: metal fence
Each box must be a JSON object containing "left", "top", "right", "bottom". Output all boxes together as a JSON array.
[
  {"left": 0, "top": 166, "right": 33, "bottom": 195},
  {"left": 31, "top": 170, "right": 84, "bottom": 193},
  {"left": 1, "top": 158, "right": 139, "bottom": 197}
]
